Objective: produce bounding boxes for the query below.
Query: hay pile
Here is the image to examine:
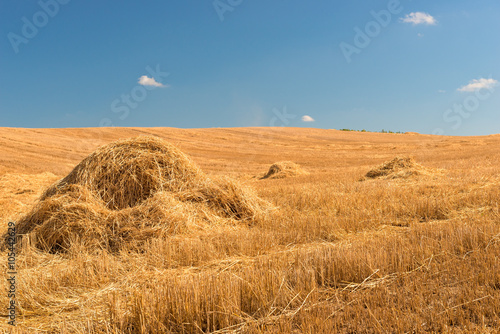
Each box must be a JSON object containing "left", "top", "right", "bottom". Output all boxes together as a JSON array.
[
  {"left": 261, "top": 161, "right": 309, "bottom": 179},
  {"left": 363, "top": 157, "right": 437, "bottom": 180},
  {"left": 10, "top": 136, "right": 271, "bottom": 253}
]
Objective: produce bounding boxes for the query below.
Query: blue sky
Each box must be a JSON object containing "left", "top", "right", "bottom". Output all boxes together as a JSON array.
[{"left": 1, "top": 0, "right": 499, "bottom": 135}]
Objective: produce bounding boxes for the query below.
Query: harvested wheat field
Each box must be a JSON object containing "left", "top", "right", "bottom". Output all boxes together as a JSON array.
[{"left": 1, "top": 127, "right": 500, "bottom": 333}]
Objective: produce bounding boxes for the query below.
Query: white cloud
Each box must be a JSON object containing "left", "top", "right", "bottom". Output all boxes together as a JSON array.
[
  {"left": 400, "top": 12, "right": 437, "bottom": 25},
  {"left": 138, "top": 75, "right": 166, "bottom": 87},
  {"left": 457, "top": 78, "right": 498, "bottom": 92},
  {"left": 301, "top": 115, "right": 315, "bottom": 122},
  {"left": 417, "top": 33, "right": 424, "bottom": 37},
  {"left": 437, "top": 90, "right": 446, "bottom": 93}
]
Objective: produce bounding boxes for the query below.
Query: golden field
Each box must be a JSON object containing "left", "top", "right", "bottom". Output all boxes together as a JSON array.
[{"left": 0, "top": 127, "right": 499, "bottom": 333}]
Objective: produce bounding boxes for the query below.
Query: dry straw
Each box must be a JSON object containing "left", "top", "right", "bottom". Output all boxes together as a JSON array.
[
  {"left": 261, "top": 161, "right": 309, "bottom": 179},
  {"left": 363, "top": 156, "right": 439, "bottom": 180},
  {"left": 10, "top": 136, "right": 272, "bottom": 253}
]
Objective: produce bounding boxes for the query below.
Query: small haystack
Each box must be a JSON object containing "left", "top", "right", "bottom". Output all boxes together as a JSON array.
[
  {"left": 10, "top": 136, "right": 272, "bottom": 253},
  {"left": 261, "top": 161, "right": 309, "bottom": 180},
  {"left": 362, "top": 157, "right": 437, "bottom": 180}
]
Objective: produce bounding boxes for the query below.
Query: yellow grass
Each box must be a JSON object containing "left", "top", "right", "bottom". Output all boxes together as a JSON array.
[{"left": 0, "top": 127, "right": 499, "bottom": 333}]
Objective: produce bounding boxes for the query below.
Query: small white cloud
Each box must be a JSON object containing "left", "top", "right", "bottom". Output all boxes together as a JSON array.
[
  {"left": 400, "top": 12, "right": 437, "bottom": 25},
  {"left": 437, "top": 90, "right": 446, "bottom": 93},
  {"left": 301, "top": 115, "right": 315, "bottom": 122},
  {"left": 417, "top": 33, "right": 424, "bottom": 37},
  {"left": 457, "top": 78, "right": 498, "bottom": 92},
  {"left": 138, "top": 75, "right": 166, "bottom": 87}
]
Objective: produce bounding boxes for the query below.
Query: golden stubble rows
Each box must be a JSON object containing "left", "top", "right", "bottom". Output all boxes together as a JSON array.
[{"left": 0, "top": 127, "right": 499, "bottom": 333}]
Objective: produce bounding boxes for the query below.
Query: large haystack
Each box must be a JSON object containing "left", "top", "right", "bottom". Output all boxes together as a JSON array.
[
  {"left": 261, "top": 161, "right": 309, "bottom": 180},
  {"left": 363, "top": 157, "right": 437, "bottom": 180},
  {"left": 41, "top": 137, "right": 204, "bottom": 210},
  {"left": 11, "top": 136, "right": 271, "bottom": 253}
]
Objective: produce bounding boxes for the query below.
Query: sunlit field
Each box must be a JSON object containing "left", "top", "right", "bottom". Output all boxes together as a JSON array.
[{"left": 1, "top": 127, "right": 499, "bottom": 333}]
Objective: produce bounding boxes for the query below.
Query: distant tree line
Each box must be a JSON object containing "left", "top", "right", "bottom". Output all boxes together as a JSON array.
[{"left": 338, "top": 128, "right": 404, "bottom": 134}]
